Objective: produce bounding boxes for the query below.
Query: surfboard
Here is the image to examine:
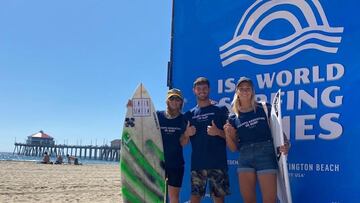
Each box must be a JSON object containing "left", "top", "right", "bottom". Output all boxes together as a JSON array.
[
  {"left": 270, "top": 89, "right": 293, "bottom": 203},
  {"left": 120, "top": 83, "right": 166, "bottom": 203}
]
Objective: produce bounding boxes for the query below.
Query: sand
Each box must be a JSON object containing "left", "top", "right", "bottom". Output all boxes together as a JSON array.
[{"left": 0, "top": 161, "right": 122, "bottom": 203}]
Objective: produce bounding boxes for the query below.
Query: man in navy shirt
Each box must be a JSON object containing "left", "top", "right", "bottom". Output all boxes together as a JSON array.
[{"left": 181, "top": 77, "right": 230, "bottom": 203}]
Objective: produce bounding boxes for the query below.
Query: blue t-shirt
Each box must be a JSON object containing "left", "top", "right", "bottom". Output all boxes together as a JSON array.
[
  {"left": 184, "top": 104, "right": 229, "bottom": 170},
  {"left": 157, "top": 111, "right": 186, "bottom": 169},
  {"left": 228, "top": 103, "right": 272, "bottom": 146}
]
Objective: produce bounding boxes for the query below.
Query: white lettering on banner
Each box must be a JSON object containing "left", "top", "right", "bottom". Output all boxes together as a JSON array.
[
  {"left": 251, "top": 63, "right": 345, "bottom": 89},
  {"left": 319, "top": 113, "right": 342, "bottom": 140},
  {"left": 216, "top": 63, "right": 345, "bottom": 141},
  {"left": 218, "top": 78, "right": 237, "bottom": 93},
  {"left": 287, "top": 162, "right": 340, "bottom": 179},
  {"left": 322, "top": 86, "right": 343, "bottom": 108},
  {"left": 219, "top": 97, "right": 232, "bottom": 110},
  {"left": 218, "top": 63, "right": 344, "bottom": 92},
  {"left": 316, "top": 163, "right": 340, "bottom": 172},
  {"left": 288, "top": 163, "right": 314, "bottom": 171},
  {"left": 296, "top": 115, "right": 316, "bottom": 140},
  {"left": 227, "top": 159, "right": 238, "bottom": 166},
  {"left": 255, "top": 87, "right": 343, "bottom": 110}
]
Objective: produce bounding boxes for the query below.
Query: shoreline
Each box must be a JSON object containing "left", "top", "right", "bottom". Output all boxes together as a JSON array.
[
  {"left": 0, "top": 152, "right": 119, "bottom": 165},
  {"left": 0, "top": 160, "right": 122, "bottom": 202}
]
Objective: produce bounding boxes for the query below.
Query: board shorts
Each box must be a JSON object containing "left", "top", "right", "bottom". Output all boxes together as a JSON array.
[
  {"left": 191, "top": 169, "right": 230, "bottom": 197},
  {"left": 166, "top": 167, "right": 184, "bottom": 187},
  {"left": 237, "top": 140, "right": 278, "bottom": 174}
]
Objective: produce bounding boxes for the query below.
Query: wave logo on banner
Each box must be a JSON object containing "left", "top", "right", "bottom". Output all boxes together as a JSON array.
[{"left": 219, "top": 0, "right": 344, "bottom": 66}]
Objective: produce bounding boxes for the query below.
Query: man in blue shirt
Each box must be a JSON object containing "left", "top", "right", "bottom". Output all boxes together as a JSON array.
[{"left": 181, "top": 77, "right": 230, "bottom": 203}]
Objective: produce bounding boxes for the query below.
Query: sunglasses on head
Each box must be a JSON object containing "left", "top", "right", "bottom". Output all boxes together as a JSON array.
[{"left": 169, "top": 96, "right": 182, "bottom": 101}]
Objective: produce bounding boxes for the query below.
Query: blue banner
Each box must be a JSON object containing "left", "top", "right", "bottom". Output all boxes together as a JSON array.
[{"left": 170, "top": 0, "right": 360, "bottom": 202}]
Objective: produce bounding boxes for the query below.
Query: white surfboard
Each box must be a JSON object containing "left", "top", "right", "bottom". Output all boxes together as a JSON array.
[
  {"left": 270, "top": 89, "right": 292, "bottom": 203},
  {"left": 120, "top": 83, "right": 166, "bottom": 203}
]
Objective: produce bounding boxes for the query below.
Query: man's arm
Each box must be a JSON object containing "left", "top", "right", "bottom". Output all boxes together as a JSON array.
[
  {"left": 180, "top": 121, "right": 196, "bottom": 146},
  {"left": 207, "top": 120, "right": 226, "bottom": 139}
]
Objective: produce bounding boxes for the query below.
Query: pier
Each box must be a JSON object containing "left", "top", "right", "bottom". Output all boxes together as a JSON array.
[{"left": 13, "top": 143, "right": 120, "bottom": 161}]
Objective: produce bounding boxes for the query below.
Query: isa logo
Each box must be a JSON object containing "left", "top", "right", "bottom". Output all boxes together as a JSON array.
[{"left": 219, "top": 0, "right": 344, "bottom": 66}]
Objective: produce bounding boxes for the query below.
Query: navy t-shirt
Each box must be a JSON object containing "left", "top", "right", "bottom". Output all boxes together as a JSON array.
[
  {"left": 228, "top": 103, "right": 272, "bottom": 146},
  {"left": 184, "top": 104, "right": 229, "bottom": 170},
  {"left": 157, "top": 111, "right": 186, "bottom": 169}
]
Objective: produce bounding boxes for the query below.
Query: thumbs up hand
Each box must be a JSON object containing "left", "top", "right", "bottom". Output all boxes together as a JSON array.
[
  {"left": 207, "top": 120, "right": 220, "bottom": 136},
  {"left": 184, "top": 121, "right": 196, "bottom": 137}
]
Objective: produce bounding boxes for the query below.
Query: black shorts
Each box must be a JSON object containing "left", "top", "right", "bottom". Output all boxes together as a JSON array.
[{"left": 166, "top": 167, "right": 184, "bottom": 187}]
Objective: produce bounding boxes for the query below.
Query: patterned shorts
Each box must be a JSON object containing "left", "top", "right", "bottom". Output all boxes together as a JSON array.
[{"left": 191, "top": 169, "right": 230, "bottom": 197}]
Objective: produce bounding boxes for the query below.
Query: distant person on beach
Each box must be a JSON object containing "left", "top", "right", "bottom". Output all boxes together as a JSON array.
[
  {"left": 181, "top": 77, "right": 230, "bottom": 203},
  {"left": 127, "top": 88, "right": 188, "bottom": 203},
  {"left": 41, "top": 152, "right": 52, "bottom": 164},
  {"left": 55, "top": 155, "right": 63, "bottom": 164},
  {"left": 66, "top": 154, "right": 80, "bottom": 165}
]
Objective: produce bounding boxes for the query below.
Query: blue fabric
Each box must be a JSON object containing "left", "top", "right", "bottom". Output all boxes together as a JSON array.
[
  {"left": 184, "top": 104, "right": 229, "bottom": 170},
  {"left": 157, "top": 111, "right": 186, "bottom": 169},
  {"left": 171, "top": 0, "right": 359, "bottom": 201},
  {"left": 228, "top": 103, "right": 272, "bottom": 146},
  {"left": 237, "top": 140, "right": 278, "bottom": 173}
]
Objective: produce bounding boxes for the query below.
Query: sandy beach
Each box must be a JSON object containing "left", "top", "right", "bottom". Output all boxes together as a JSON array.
[{"left": 0, "top": 161, "right": 121, "bottom": 203}]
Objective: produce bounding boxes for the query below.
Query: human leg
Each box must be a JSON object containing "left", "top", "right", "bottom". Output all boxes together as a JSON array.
[
  {"left": 212, "top": 196, "right": 224, "bottom": 203},
  {"left": 166, "top": 167, "right": 184, "bottom": 203},
  {"left": 168, "top": 185, "right": 180, "bottom": 203},
  {"left": 190, "top": 170, "right": 207, "bottom": 203},
  {"left": 237, "top": 143, "right": 257, "bottom": 203},
  {"left": 208, "top": 169, "right": 230, "bottom": 203},
  {"left": 254, "top": 141, "right": 278, "bottom": 203},
  {"left": 258, "top": 173, "right": 277, "bottom": 203},
  {"left": 238, "top": 172, "right": 257, "bottom": 203},
  {"left": 190, "top": 195, "right": 202, "bottom": 203}
]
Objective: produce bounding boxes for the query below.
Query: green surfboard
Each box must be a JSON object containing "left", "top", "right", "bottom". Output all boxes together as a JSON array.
[{"left": 120, "top": 84, "right": 165, "bottom": 203}]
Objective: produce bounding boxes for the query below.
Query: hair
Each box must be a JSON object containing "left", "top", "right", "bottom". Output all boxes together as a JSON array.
[
  {"left": 231, "top": 81, "right": 257, "bottom": 117},
  {"left": 193, "top": 77, "right": 210, "bottom": 87},
  {"left": 166, "top": 98, "right": 184, "bottom": 111},
  {"left": 166, "top": 88, "right": 184, "bottom": 111}
]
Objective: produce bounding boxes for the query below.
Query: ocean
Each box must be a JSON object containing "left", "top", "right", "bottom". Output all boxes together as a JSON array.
[{"left": 0, "top": 152, "right": 119, "bottom": 165}]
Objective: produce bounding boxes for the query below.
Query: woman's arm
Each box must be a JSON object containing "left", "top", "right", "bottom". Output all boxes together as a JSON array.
[{"left": 224, "top": 121, "right": 238, "bottom": 152}]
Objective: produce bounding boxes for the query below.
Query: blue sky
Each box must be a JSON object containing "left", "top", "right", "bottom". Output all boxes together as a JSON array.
[{"left": 0, "top": 1, "right": 171, "bottom": 152}]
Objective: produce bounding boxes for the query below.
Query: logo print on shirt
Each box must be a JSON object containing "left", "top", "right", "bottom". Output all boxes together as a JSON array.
[{"left": 219, "top": 0, "right": 344, "bottom": 66}]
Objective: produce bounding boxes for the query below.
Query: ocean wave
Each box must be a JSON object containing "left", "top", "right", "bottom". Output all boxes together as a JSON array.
[
  {"left": 220, "top": 29, "right": 342, "bottom": 66},
  {"left": 221, "top": 43, "right": 339, "bottom": 66}
]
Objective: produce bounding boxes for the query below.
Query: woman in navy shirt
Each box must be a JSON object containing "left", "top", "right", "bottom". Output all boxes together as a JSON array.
[
  {"left": 158, "top": 88, "right": 187, "bottom": 203},
  {"left": 224, "top": 77, "right": 290, "bottom": 203},
  {"left": 127, "top": 88, "right": 186, "bottom": 203}
]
